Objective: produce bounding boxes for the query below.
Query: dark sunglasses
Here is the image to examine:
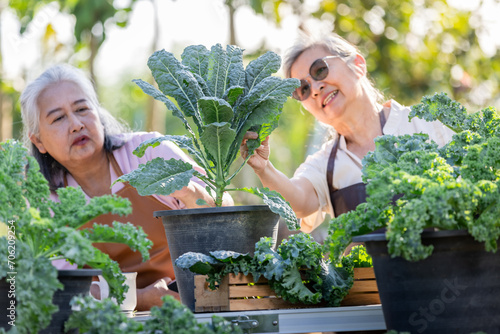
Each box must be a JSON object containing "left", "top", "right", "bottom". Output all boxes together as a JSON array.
[{"left": 292, "top": 55, "right": 340, "bottom": 101}]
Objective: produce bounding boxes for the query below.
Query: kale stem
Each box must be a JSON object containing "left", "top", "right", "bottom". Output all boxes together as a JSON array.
[
  {"left": 226, "top": 155, "right": 251, "bottom": 184},
  {"left": 196, "top": 173, "right": 217, "bottom": 191}
]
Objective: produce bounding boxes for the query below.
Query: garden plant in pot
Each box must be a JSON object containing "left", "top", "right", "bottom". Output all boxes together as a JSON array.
[
  {"left": 116, "top": 44, "right": 300, "bottom": 310},
  {"left": 324, "top": 93, "right": 500, "bottom": 333},
  {"left": 0, "top": 140, "right": 153, "bottom": 334}
]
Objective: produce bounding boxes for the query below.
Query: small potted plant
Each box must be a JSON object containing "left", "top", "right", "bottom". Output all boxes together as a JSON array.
[
  {"left": 116, "top": 44, "right": 300, "bottom": 310},
  {"left": 324, "top": 93, "right": 500, "bottom": 333},
  {"left": 0, "top": 140, "right": 153, "bottom": 334}
]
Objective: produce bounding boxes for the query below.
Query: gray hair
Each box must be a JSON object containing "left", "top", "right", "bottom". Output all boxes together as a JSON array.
[
  {"left": 283, "top": 32, "right": 385, "bottom": 105},
  {"left": 20, "top": 64, "right": 129, "bottom": 190}
]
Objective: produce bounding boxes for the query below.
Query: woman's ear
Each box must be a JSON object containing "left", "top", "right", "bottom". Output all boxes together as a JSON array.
[
  {"left": 30, "top": 134, "right": 47, "bottom": 154},
  {"left": 352, "top": 54, "right": 367, "bottom": 78}
]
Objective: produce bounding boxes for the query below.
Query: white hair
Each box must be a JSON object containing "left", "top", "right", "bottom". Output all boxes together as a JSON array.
[
  {"left": 20, "top": 64, "right": 128, "bottom": 151},
  {"left": 20, "top": 64, "right": 129, "bottom": 189}
]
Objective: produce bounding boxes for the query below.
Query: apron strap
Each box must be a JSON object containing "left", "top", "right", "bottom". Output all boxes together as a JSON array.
[
  {"left": 327, "top": 108, "right": 387, "bottom": 216},
  {"left": 108, "top": 152, "right": 125, "bottom": 177},
  {"left": 326, "top": 135, "right": 340, "bottom": 195}
]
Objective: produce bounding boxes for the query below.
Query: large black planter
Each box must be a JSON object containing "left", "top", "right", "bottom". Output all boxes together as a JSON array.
[
  {"left": 354, "top": 230, "right": 500, "bottom": 333},
  {"left": 1, "top": 269, "right": 101, "bottom": 333},
  {"left": 155, "top": 205, "right": 280, "bottom": 311}
]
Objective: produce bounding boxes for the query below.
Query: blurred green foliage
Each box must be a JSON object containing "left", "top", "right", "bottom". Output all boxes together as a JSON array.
[
  {"left": 311, "top": 0, "right": 500, "bottom": 108},
  {"left": 2, "top": 0, "right": 499, "bottom": 196}
]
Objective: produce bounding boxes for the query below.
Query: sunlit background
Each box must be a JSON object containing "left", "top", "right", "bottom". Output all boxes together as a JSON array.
[{"left": 1, "top": 0, "right": 500, "bottom": 203}]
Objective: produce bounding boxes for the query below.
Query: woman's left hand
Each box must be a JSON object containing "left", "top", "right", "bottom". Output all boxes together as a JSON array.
[
  {"left": 172, "top": 181, "right": 234, "bottom": 208},
  {"left": 136, "top": 277, "right": 180, "bottom": 311}
]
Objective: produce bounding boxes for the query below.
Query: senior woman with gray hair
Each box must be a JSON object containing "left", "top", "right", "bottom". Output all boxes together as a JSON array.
[
  {"left": 21, "top": 64, "right": 232, "bottom": 310},
  {"left": 241, "top": 32, "right": 454, "bottom": 235}
]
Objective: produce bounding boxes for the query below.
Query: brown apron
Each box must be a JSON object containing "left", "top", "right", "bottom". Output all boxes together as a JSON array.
[
  {"left": 67, "top": 153, "right": 175, "bottom": 288},
  {"left": 327, "top": 110, "right": 387, "bottom": 217}
]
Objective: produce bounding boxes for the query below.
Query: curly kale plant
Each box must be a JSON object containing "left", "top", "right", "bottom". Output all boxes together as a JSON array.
[
  {"left": 0, "top": 140, "right": 152, "bottom": 334},
  {"left": 116, "top": 44, "right": 300, "bottom": 229},
  {"left": 176, "top": 233, "right": 361, "bottom": 307},
  {"left": 66, "top": 295, "right": 242, "bottom": 334},
  {"left": 325, "top": 92, "right": 500, "bottom": 262}
]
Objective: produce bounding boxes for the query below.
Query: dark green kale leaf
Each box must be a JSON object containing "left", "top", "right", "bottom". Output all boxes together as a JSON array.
[
  {"left": 461, "top": 137, "right": 500, "bottom": 182},
  {"left": 324, "top": 203, "right": 386, "bottom": 263},
  {"left": 11, "top": 243, "right": 62, "bottom": 334},
  {"left": 0, "top": 140, "right": 154, "bottom": 331},
  {"left": 318, "top": 257, "right": 354, "bottom": 306},
  {"left": 66, "top": 296, "right": 143, "bottom": 334},
  {"left": 67, "top": 295, "right": 243, "bottom": 334},
  {"left": 267, "top": 233, "right": 324, "bottom": 304},
  {"left": 209, "top": 250, "right": 254, "bottom": 278},
  {"left": 346, "top": 245, "right": 373, "bottom": 268},
  {"left": 143, "top": 295, "right": 242, "bottom": 334},
  {"left": 469, "top": 181, "right": 500, "bottom": 252},
  {"left": 176, "top": 233, "right": 357, "bottom": 306},
  {"left": 253, "top": 237, "right": 285, "bottom": 281},
  {"left": 438, "top": 130, "right": 483, "bottom": 167},
  {"left": 237, "top": 187, "right": 300, "bottom": 230},
  {"left": 327, "top": 93, "right": 500, "bottom": 262},
  {"left": 409, "top": 92, "right": 467, "bottom": 133},
  {"left": 175, "top": 252, "right": 222, "bottom": 275},
  {"left": 52, "top": 186, "right": 132, "bottom": 228},
  {"left": 122, "top": 44, "right": 300, "bottom": 224}
]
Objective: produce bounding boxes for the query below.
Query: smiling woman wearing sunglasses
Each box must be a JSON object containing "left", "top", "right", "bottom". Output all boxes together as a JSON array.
[{"left": 241, "top": 32, "right": 455, "bottom": 235}]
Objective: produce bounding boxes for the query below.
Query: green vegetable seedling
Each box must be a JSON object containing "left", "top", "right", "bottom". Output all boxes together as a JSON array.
[
  {"left": 115, "top": 44, "right": 300, "bottom": 229},
  {"left": 0, "top": 140, "right": 153, "bottom": 334}
]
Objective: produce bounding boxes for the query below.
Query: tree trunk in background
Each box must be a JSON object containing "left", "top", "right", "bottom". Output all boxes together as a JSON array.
[
  {"left": 227, "top": 0, "right": 237, "bottom": 46},
  {"left": 145, "top": 0, "right": 164, "bottom": 133},
  {"left": 89, "top": 33, "right": 100, "bottom": 89}
]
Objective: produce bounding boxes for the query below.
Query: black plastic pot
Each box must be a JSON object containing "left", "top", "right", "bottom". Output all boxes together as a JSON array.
[
  {"left": 1, "top": 269, "right": 101, "bottom": 333},
  {"left": 155, "top": 205, "right": 280, "bottom": 311},
  {"left": 353, "top": 230, "right": 500, "bottom": 333}
]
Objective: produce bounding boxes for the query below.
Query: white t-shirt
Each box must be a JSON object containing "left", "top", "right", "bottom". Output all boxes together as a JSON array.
[{"left": 295, "top": 100, "right": 455, "bottom": 233}]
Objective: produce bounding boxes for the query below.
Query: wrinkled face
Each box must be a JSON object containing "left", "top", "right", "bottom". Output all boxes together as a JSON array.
[
  {"left": 290, "top": 46, "right": 366, "bottom": 126},
  {"left": 30, "top": 81, "right": 105, "bottom": 169}
]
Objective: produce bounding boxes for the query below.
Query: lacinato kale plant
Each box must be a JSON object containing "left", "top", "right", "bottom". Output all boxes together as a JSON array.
[
  {"left": 116, "top": 44, "right": 300, "bottom": 230},
  {"left": 176, "top": 233, "right": 367, "bottom": 306},
  {"left": 0, "top": 140, "right": 153, "bottom": 334},
  {"left": 324, "top": 92, "right": 500, "bottom": 262}
]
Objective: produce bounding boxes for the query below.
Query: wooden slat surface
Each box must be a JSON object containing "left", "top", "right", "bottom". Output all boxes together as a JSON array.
[
  {"left": 194, "top": 267, "right": 380, "bottom": 312},
  {"left": 229, "top": 284, "right": 277, "bottom": 298},
  {"left": 348, "top": 280, "right": 378, "bottom": 293},
  {"left": 194, "top": 275, "right": 229, "bottom": 312},
  {"left": 340, "top": 292, "right": 381, "bottom": 306},
  {"left": 228, "top": 273, "right": 268, "bottom": 284},
  {"left": 353, "top": 267, "right": 376, "bottom": 279},
  {"left": 229, "top": 297, "right": 298, "bottom": 311}
]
